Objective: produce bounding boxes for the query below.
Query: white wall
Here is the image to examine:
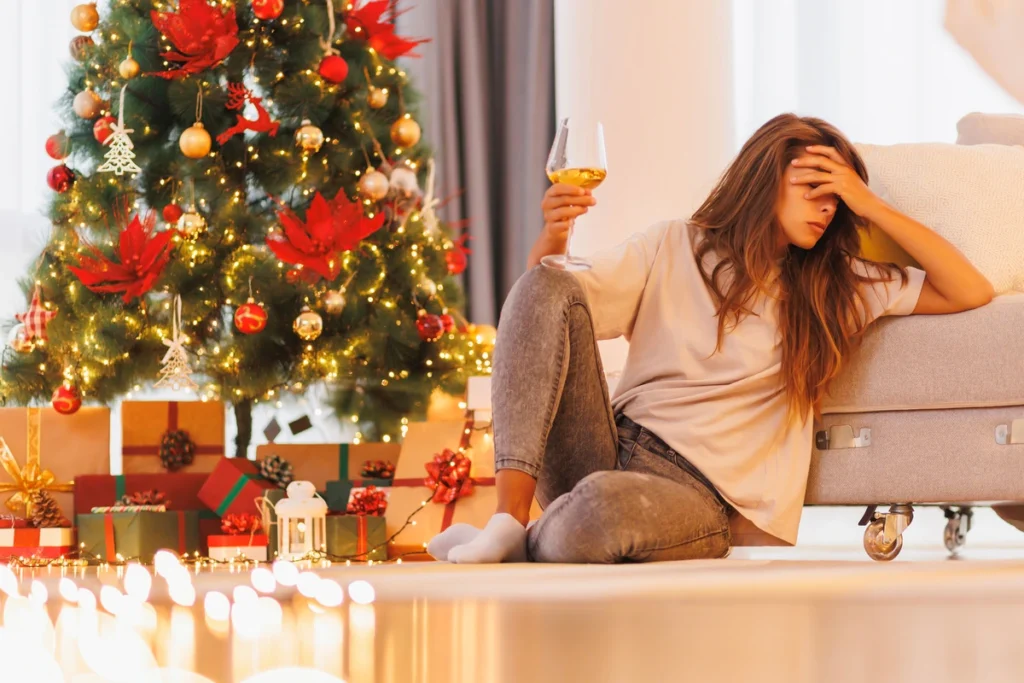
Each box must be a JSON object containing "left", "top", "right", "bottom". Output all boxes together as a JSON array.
[{"left": 553, "top": 0, "right": 736, "bottom": 374}]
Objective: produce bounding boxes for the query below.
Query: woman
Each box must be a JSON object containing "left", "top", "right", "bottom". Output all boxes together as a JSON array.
[{"left": 429, "top": 113, "right": 994, "bottom": 564}]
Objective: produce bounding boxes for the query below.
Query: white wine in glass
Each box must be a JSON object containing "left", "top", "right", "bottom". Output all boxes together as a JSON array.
[{"left": 542, "top": 118, "right": 608, "bottom": 271}]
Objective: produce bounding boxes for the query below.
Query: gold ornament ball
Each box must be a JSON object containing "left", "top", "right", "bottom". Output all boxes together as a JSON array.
[
  {"left": 293, "top": 306, "right": 324, "bottom": 341},
  {"left": 295, "top": 119, "right": 324, "bottom": 153},
  {"left": 391, "top": 117, "right": 421, "bottom": 147},
  {"left": 367, "top": 86, "right": 388, "bottom": 109},
  {"left": 323, "top": 289, "right": 346, "bottom": 315},
  {"left": 118, "top": 57, "right": 140, "bottom": 79},
  {"left": 71, "top": 3, "right": 100, "bottom": 32},
  {"left": 180, "top": 122, "right": 212, "bottom": 159},
  {"left": 73, "top": 90, "right": 102, "bottom": 119},
  {"left": 358, "top": 170, "right": 390, "bottom": 201},
  {"left": 7, "top": 324, "right": 33, "bottom": 354},
  {"left": 177, "top": 211, "right": 207, "bottom": 239}
]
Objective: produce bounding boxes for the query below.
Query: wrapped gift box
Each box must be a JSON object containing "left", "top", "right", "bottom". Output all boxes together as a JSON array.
[
  {"left": 326, "top": 514, "right": 387, "bottom": 562},
  {"left": 122, "top": 401, "right": 224, "bottom": 474},
  {"left": 0, "top": 527, "right": 75, "bottom": 560},
  {"left": 386, "top": 417, "right": 540, "bottom": 559},
  {"left": 207, "top": 534, "right": 269, "bottom": 562},
  {"left": 255, "top": 443, "right": 400, "bottom": 493},
  {"left": 200, "top": 458, "right": 275, "bottom": 518},
  {"left": 0, "top": 407, "right": 110, "bottom": 520},
  {"left": 74, "top": 474, "right": 209, "bottom": 516},
  {"left": 77, "top": 510, "right": 201, "bottom": 563}
]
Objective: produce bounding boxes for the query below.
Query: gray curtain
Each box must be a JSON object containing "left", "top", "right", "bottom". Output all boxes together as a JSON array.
[{"left": 397, "top": 0, "right": 555, "bottom": 324}]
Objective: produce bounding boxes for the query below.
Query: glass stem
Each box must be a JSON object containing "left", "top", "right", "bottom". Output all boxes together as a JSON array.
[{"left": 566, "top": 219, "right": 575, "bottom": 261}]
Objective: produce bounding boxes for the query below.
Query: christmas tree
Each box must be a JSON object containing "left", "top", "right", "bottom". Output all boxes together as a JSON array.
[{"left": 2, "top": 0, "right": 493, "bottom": 453}]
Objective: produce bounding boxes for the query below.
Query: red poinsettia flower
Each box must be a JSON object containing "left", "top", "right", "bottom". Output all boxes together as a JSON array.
[
  {"left": 149, "top": 0, "right": 240, "bottom": 79},
  {"left": 267, "top": 191, "right": 385, "bottom": 282},
  {"left": 68, "top": 213, "right": 176, "bottom": 303},
  {"left": 345, "top": 0, "right": 429, "bottom": 60}
]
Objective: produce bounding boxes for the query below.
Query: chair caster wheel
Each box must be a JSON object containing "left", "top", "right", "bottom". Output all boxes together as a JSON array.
[
  {"left": 863, "top": 519, "right": 903, "bottom": 561},
  {"left": 942, "top": 506, "right": 972, "bottom": 554}
]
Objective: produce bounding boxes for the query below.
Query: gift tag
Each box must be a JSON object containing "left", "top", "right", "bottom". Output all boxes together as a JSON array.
[
  {"left": 263, "top": 417, "right": 283, "bottom": 443},
  {"left": 288, "top": 415, "right": 313, "bottom": 435}
]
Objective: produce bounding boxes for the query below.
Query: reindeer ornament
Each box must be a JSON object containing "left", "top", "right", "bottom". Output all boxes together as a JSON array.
[{"left": 216, "top": 83, "right": 281, "bottom": 145}]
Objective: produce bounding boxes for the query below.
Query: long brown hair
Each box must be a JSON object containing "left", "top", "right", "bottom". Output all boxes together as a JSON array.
[{"left": 689, "top": 113, "right": 905, "bottom": 423}]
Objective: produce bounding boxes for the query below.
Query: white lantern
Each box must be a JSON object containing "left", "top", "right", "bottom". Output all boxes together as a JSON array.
[{"left": 272, "top": 481, "right": 327, "bottom": 561}]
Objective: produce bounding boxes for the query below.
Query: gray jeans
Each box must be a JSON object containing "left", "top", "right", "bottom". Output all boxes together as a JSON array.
[{"left": 493, "top": 266, "right": 732, "bottom": 563}]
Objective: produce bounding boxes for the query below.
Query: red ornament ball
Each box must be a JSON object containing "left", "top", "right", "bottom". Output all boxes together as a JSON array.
[
  {"left": 234, "top": 299, "right": 268, "bottom": 334},
  {"left": 252, "top": 0, "right": 284, "bottom": 20},
  {"left": 93, "top": 115, "right": 117, "bottom": 144},
  {"left": 285, "top": 269, "right": 301, "bottom": 284},
  {"left": 46, "top": 165, "right": 75, "bottom": 193},
  {"left": 439, "top": 314, "right": 455, "bottom": 333},
  {"left": 52, "top": 385, "right": 82, "bottom": 416},
  {"left": 446, "top": 249, "right": 468, "bottom": 275},
  {"left": 162, "top": 204, "right": 183, "bottom": 223},
  {"left": 45, "top": 131, "right": 70, "bottom": 160},
  {"left": 318, "top": 55, "right": 349, "bottom": 84},
  {"left": 416, "top": 313, "right": 445, "bottom": 342}
]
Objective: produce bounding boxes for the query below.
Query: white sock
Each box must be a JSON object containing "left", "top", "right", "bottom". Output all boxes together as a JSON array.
[
  {"left": 426, "top": 523, "right": 481, "bottom": 561},
  {"left": 448, "top": 513, "right": 527, "bottom": 564}
]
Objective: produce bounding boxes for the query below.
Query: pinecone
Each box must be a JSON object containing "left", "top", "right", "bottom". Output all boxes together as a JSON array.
[
  {"left": 159, "top": 429, "right": 196, "bottom": 472},
  {"left": 259, "top": 453, "right": 294, "bottom": 489},
  {"left": 120, "top": 489, "right": 170, "bottom": 507},
  {"left": 30, "top": 490, "right": 68, "bottom": 529}
]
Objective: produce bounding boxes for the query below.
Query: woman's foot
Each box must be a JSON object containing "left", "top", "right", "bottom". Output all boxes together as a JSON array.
[
  {"left": 448, "top": 513, "right": 528, "bottom": 564},
  {"left": 426, "top": 523, "right": 482, "bottom": 561}
]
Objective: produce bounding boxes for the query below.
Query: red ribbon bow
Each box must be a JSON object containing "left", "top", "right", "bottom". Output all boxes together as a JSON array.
[
  {"left": 423, "top": 448, "right": 475, "bottom": 504},
  {"left": 346, "top": 486, "right": 389, "bottom": 516},
  {"left": 221, "top": 513, "right": 263, "bottom": 536}
]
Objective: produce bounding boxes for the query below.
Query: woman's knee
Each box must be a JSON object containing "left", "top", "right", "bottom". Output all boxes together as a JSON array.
[
  {"left": 527, "top": 471, "right": 625, "bottom": 563},
  {"left": 502, "top": 266, "right": 586, "bottom": 322}
]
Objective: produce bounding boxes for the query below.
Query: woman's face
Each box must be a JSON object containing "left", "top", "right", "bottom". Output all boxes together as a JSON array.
[{"left": 775, "top": 159, "right": 838, "bottom": 251}]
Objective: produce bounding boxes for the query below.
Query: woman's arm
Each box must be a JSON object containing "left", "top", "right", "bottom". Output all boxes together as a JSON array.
[
  {"left": 860, "top": 201, "right": 995, "bottom": 314},
  {"left": 794, "top": 144, "right": 995, "bottom": 314}
]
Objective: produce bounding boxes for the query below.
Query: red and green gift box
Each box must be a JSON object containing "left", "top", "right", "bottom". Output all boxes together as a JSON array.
[
  {"left": 0, "top": 527, "right": 75, "bottom": 560},
  {"left": 0, "top": 406, "right": 110, "bottom": 520},
  {"left": 77, "top": 510, "right": 202, "bottom": 563},
  {"left": 74, "top": 473, "right": 210, "bottom": 515},
  {"left": 121, "top": 401, "right": 224, "bottom": 474},
  {"left": 199, "top": 457, "right": 276, "bottom": 518},
  {"left": 326, "top": 514, "right": 387, "bottom": 561},
  {"left": 256, "top": 443, "right": 400, "bottom": 509}
]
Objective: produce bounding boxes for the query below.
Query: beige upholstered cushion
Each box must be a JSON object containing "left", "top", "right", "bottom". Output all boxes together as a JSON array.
[
  {"left": 855, "top": 142, "right": 1024, "bottom": 294},
  {"left": 823, "top": 293, "right": 1024, "bottom": 413},
  {"left": 956, "top": 112, "right": 1024, "bottom": 146}
]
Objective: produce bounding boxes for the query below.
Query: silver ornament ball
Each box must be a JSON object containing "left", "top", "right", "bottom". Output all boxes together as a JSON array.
[
  {"left": 359, "top": 170, "right": 390, "bottom": 201},
  {"left": 417, "top": 275, "right": 437, "bottom": 297},
  {"left": 295, "top": 119, "right": 325, "bottom": 153},
  {"left": 389, "top": 167, "right": 420, "bottom": 197},
  {"left": 323, "top": 289, "right": 346, "bottom": 315},
  {"left": 7, "top": 324, "right": 33, "bottom": 353},
  {"left": 177, "top": 211, "right": 207, "bottom": 239},
  {"left": 293, "top": 306, "right": 323, "bottom": 341}
]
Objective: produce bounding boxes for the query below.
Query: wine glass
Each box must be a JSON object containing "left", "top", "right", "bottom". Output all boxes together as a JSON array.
[{"left": 542, "top": 117, "right": 608, "bottom": 271}]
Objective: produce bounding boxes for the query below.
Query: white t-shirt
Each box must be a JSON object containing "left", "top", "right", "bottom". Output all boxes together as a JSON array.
[{"left": 573, "top": 220, "right": 926, "bottom": 544}]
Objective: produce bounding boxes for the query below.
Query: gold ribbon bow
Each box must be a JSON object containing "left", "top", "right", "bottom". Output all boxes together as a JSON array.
[{"left": 0, "top": 408, "right": 74, "bottom": 517}]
